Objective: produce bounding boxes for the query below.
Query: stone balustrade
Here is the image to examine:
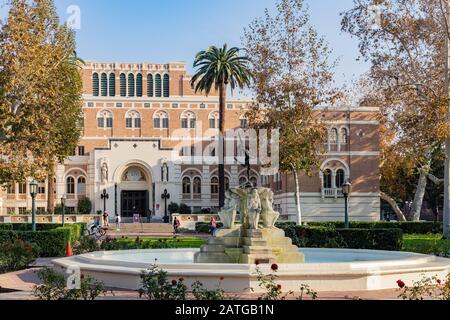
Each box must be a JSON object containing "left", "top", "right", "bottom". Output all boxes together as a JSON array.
[
  {"left": 171, "top": 213, "right": 220, "bottom": 231},
  {"left": 0, "top": 214, "right": 101, "bottom": 224}
]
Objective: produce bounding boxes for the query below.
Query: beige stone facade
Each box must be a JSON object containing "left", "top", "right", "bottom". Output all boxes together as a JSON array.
[{"left": 0, "top": 61, "right": 380, "bottom": 222}]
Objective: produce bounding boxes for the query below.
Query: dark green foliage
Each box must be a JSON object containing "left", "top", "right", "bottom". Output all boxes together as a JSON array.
[
  {"left": 0, "top": 223, "right": 85, "bottom": 257},
  {"left": 191, "top": 280, "right": 226, "bottom": 300},
  {"left": 179, "top": 203, "right": 192, "bottom": 215},
  {"left": 195, "top": 222, "right": 224, "bottom": 233},
  {"left": 0, "top": 240, "right": 40, "bottom": 273},
  {"left": 33, "top": 267, "right": 110, "bottom": 300},
  {"left": 304, "top": 221, "right": 442, "bottom": 234},
  {"left": 138, "top": 265, "right": 187, "bottom": 300},
  {"left": 168, "top": 202, "right": 179, "bottom": 214},
  {"left": 77, "top": 197, "right": 92, "bottom": 215},
  {"left": 277, "top": 224, "right": 403, "bottom": 251}
]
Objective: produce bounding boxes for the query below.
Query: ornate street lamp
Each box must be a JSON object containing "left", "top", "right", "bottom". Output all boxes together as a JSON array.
[
  {"left": 101, "top": 189, "right": 109, "bottom": 213},
  {"left": 342, "top": 180, "right": 352, "bottom": 229},
  {"left": 161, "top": 189, "right": 170, "bottom": 223},
  {"left": 61, "top": 194, "right": 67, "bottom": 226},
  {"left": 29, "top": 180, "right": 38, "bottom": 232}
]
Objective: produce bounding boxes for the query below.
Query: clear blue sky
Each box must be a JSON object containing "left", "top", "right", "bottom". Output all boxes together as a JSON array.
[{"left": 1, "top": 0, "right": 368, "bottom": 86}]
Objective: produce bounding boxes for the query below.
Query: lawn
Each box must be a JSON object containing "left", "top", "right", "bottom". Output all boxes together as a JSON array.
[
  {"left": 112, "top": 236, "right": 206, "bottom": 249},
  {"left": 402, "top": 234, "right": 450, "bottom": 257}
]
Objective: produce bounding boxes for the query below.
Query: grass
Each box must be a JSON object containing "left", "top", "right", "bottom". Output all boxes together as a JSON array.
[
  {"left": 113, "top": 236, "right": 206, "bottom": 249},
  {"left": 402, "top": 234, "right": 450, "bottom": 257}
]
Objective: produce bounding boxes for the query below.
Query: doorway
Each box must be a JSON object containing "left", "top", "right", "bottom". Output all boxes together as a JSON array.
[{"left": 121, "top": 190, "right": 148, "bottom": 217}]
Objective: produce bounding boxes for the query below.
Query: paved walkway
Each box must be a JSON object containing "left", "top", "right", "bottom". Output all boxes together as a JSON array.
[{"left": 0, "top": 266, "right": 401, "bottom": 300}]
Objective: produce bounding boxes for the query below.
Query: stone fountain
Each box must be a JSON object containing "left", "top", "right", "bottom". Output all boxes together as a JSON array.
[{"left": 194, "top": 185, "right": 304, "bottom": 264}]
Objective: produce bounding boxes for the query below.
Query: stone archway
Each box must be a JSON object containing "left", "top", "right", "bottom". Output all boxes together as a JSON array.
[{"left": 114, "top": 161, "right": 153, "bottom": 220}]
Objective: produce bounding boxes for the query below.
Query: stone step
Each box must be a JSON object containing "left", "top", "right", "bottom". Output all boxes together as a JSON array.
[
  {"left": 200, "top": 244, "right": 226, "bottom": 253},
  {"left": 243, "top": 246, "right": 272, "bottom": 255},
  {"left": 209, "top": 237, "right": 242, "bottom": 247},
  {"left": 243, "top": 229, "right": 263, "bottom": 238},
  {"left": 240, "top": 253, "right": 276, "bottom": 264},
  {"left": 107, "top": 223, "right": 174, "bottom": 234},
  {"left": 242, "top": 237, "right": 268, "bottom": 246}
]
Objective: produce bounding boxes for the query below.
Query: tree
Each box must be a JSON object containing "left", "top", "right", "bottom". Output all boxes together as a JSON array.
[
  {"left": 243, "top": 0, "right": 339, "bottom": 224},
  {"left": 0, "top": 0, "right": 83, "bottom": 214},
  {"left": 191, "top": 44, "right": 252, "bottom": 208},
  {"left": 342, "top": 0, "right": 450, "bottom": 225}
]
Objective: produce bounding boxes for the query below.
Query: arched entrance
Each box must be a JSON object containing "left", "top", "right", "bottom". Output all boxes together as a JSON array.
[{"left": 115, "top": 162, "right": 153, "bottom": 220}]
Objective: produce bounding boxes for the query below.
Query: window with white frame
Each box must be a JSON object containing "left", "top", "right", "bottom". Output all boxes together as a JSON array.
[
  {"left": 67, "top": 177, "right": 75, "bottom": 194},
  {"left": 182, "top": 177, "right": 191, "bottom": 194},
  {"left": 193, "top": 177, "right": 202, "bottom": 194},
  {"left": 97, "top": 110, "right": 113, "bottom": 128},
  {"left": 77, "top": 177, "right": 86, "bottom": 195},
  {"left": 340, "top": 127, "right": 348, "bottom": 144},
  {"left": 153, "top": 111, "right": 169, "bottom": 129},
  {"left": 323, "top": 169, "right": 332, "bottom": 189},
  {"left": 181, "top": 111, "right": 196, "bottom": 129},
  {"left": 211, "top": 177, "right": 219, "bottom": 194},
  {"left": 329, "top": 128, "right": 338, "bottom": 144},
  {"left": 125, "top": 110, "right": 141, "bottom": 129},
  {"left": 209, "top": 111, "right": 219, "bottom": 129},
  {"left": 335, "top": 169, "right": 345, "bottom": 188}
]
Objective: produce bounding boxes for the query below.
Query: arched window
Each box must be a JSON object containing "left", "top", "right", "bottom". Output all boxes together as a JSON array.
[
  {"left": 147, "top": 74, "right": 154, "bottom": 97},
  {"left": 128, "top": 73, "right": 135, "bottom": 97},
  {"left": 209, "top": 111, "right": 219, "bottom": 129},
  {"left": 182, "top": 177, "right": 191, "bottom": 194},
  {"left": 239, "top": 177, "right": 247, "bottom": 186},
  {"left": 97, "top": 110, "right": 113, "bottom": 128},
  {"left": 77, "top": 177, "right": 86, "bottom": 195},
  {"left": 163, "top": 74, "right": 169, "bottom": 97},
  {"left": 340, "top": 128, "right": 348, "bottom": 144},
  {"left": 67, "top": 177, "right": 75, "bottom": 194},
  {"left": 155, "top": 74, "right": 162, "bottom": 97},
  {"left": 323, "top": 169, "right": 332, "bottom": 189},
  {"left": 193, "top": 177, "right": 201, "bottom": 194},
  {"left": 153, "top": 111, "right": 169, "bottom": 129},
  {"left": 225, "top": 177, "right": 230, "bottom": 190},
  {"left": 109, "top": 73, "right": 116, "bottom": 96},
  {"left": 120, "top": 73, "right": 126, "bottom": 97},
  {"left": 181, "top": 111, "right": 196, "bottom": 129},
  {"left": 336, "top": 169, "right": 345, "bottom": 188},
  {"left": 136, "top": 74, "right": 143, "bottom": 97},
  {"left": 92, "top": 73, "right": 99, "bottom": 96},
  {"left": 101, "top": 73, "right": 108, "bottom": 96},
  {"left": 125, "top": 110, "right": 141, "bottom": 128},
  {"left": 329, "top": 128, "right": 338, "bottom": 144},
  {"left": 250, "top": 176, "right": 258, "bottom": 188},
  {"left": 211, "top": 177, "right": 219, "bottom": 194},
  {"left": 240, "top": 115, "right": 248, "bottom": 129}
]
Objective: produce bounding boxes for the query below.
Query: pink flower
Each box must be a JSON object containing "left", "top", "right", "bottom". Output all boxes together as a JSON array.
[{"left": 397, "top": 280, "right": 405, "bottom": 288}]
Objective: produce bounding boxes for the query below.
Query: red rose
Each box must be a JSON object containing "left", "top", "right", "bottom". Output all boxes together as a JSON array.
[
  {"left": 277, "top": 284, "right": 282, "bottom": 290},
  {"left": 171, "top": 280, "right": 177, "bottom": 286},
  {"left": 271, "top": 264, "right": 278, "bottom": 271},
  {"left": 437, "top": 279, "right": 442, "bottom": 284},
  {"left": 80, "top": 274, "right": 85, "bottom": 280},
  {"left": 397, "top": 280, "right": 405, "bottom": 288},
  {"left": 220, "top": 276, "right": 224, "bottom": 281},
  {"left": 255, "top": 260, "right": 260, "bottom": 266}
]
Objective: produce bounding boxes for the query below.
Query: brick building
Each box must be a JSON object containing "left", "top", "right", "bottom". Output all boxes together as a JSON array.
[{"left": 0, "top": 61, "right": 380, "bottom": 222}]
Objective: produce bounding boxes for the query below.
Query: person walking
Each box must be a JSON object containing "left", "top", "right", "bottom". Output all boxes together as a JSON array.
[
  {"left": 115, "top": 213, "right": 121, "bottom": 231},
  {"left": 173, "top": 217, "right": 181, "bottom": 235},
  {"left": 102, "top": 211, "right": 109, "bottom": 227},
  {"left": 209, "top": 216, "right": 217, "bottom": 238}
]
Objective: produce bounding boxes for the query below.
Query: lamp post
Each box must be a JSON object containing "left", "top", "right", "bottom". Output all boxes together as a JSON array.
[
  {"left": 342, "top": 181, "right": 352, "bottom": 229},
  {"left": 61, "top": 194, "right": 67, "bottom": 226},
  {"left": 101, "top": 189, "right": 109, "bottom": 213},
  {"left": 161, "top": 189, "right": 170, "bottom": 223},
  {"left": 29, "top": 180, "right": 38, "bottom": 232}
]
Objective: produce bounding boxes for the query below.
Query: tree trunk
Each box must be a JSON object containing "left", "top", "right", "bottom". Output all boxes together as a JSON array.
[
  {"left": 380, "top": 191, "right": 407, "bottom": 222},
  {"left": 218, "top": 82, "right": 226, "bottom": 208},
  {"left": 411, "top": 166, "right": 428, "bottom": 221},
  {"left": 47, "top": 164, "right": 55, "bottom": 215},
  {"left": 292, "top": 168, "right": 302, "bottom": 225}
]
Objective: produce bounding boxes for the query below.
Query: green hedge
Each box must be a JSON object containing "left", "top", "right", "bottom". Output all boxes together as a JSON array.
[
  {"left": 277, "top": 224, "right": 403, "bottom": 251},
  {"left": 195, "top": 222, "right": 224, "bottom": 233},
  {"left": 293, "top": 221, "right": 443, "bottom": 234},
  {"left": 0, "top": 223, "right": 86, "bottom": 257}
]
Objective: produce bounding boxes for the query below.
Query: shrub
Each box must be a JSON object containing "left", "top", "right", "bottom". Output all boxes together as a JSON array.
[
  {"left": 191, "top": 280, "right": 225, "bottom": 300},
  {"left": 397, "top": 274, "right": 450, "bottom": 300},
  {"left": 168, "top": 202, "right": 179, "bottom": 214},
  {"left": 0, "top": 223, "right": 86, "bottom": 257},
  {"left": 138, "top": 265, "right": 187, "bottom": 300},
  {"left": 179, "top": 203, "right": 191, "bottom": 215},
  {"left": 33, "top": 267, "right": 111, "bottom": 300},
  {"left": 77, "top": 197, "right": 92, "bottom": 215},
  {"left": 0, "top": 240, "right": 40, "bottom": 273},
  {"left": 277, "top": 224, "right": 403, "bottom": 251},
  {"left": 305, "top": 221, "right": 442, "bottom": 234},
  {"left": 195, "top": 222, "right": 224, "bottom": 234},
  {"left": 74, "top": 236, "right": 99, "bottom": 255}
]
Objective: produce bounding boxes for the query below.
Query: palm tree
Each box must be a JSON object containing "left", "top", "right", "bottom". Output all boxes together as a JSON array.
[{"left": 191, "top": 44, "right": 252, "bottom": 208}]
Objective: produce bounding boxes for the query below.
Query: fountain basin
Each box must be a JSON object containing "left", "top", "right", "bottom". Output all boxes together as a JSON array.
[{"left": 52, "top": 248, "right": 450, "bottom": 293}]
